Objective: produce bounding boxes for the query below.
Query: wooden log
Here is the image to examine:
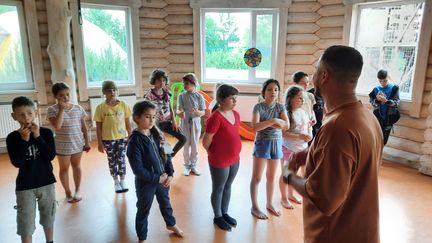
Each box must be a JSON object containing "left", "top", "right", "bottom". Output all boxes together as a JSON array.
[
  {"left": 141, "top": 49, "right": 169, "bottom": 58},
  {"left": 38, "top": 23, "right": 48, "bottom": 35},
  {"left": 421, "top": 104, "right": 429, "bottom": 118},
  {"left": 387, "top": 136, "right": 422, "bottom": 155},
  {"left": 36, "top": 0, "right": 46, "bottom": 11},
  {"left": 167, "top": 63, "right": 194, "bottom": 73},
  {"left": 315, "top": 27, "right": 343, "bottom": 39},
  {"left": 140, "top": 29, "right": 168, "bottom": 39},
  {"left": 419, "top": 156, "right": 432, "bottom": 176},
  {"left": 287, "top": 23, "right": 320, "bottom": 34},
  {"left": 142, "top": 68, "right": 155, "bottom": 78},
  {"left": 285, "top": 55, "right": 317, "bottom": 65},
  {"left": 165, "top": 15, "right": 193, "bottom": 25},
  {"left": 317, "top": 0, "right": 344, "bottom": 5},
  {"left": 166, "top": 54, "right": 194, "bottom": 64},
  {"left": 425, "top": 128, "right": 432, "bottom": 142},
  {"left": 423, "top": 92, "right": 431, "bottom": 105},
  {"left": 313, "top": 49, "right": 324, "bottom": 58},
  {"left": 165, "top": 0, "right": 189, "bottom": 4},
  {"left": 141, "top": 0, "right": 167, "bottom": 8},
  {"left": 140, "top": 18, "right": 168, "bottom": 29},
  {"left": 165, "top": 34, "right": 193, "bottom": 45},
  {"left": 165, "top": 25, "right": 193, "bottom": 35},
  {"left": 287, "top": 13, "right": 321, "bottom": 23},
  {"left": 169, "top": 72, "right": 188, "bottom": 82},
  {"left": 142, "top": 39, "right": 168, "bottom": 49},
  {"left": 165, "top": 44, "right": 193, "bottom": 54},
  {"left": 427, "top": 116, "right": 432, "bottom": 128},
  {"left": 316, "top": 16, "right": 344, "bottom": 28},
  {"left": 286, "top": 34, "right": 319, "bottom": 44},
  {"left": 140, "top": 8, "right": 167, "bottom": 19},
  {"left": 164, "top": 5, "right": 192, "bottom": 15},
  {"left": 425, "top": 79, "right": 432, "bottom": 92},
  {"left": 427, "top": 65, "right": 432, "bottom": 78},
  {"left": 392, "top": 125, "right": 425, "bottom": 143},
  {"left": 141, "top": 58, "right": 169, "bottom": 68},
  {"left": 422, "top": 142, "right": 432, "bottom": 155},
  {"left": 382, "top": 146, "right": 420, "bottom": 169},
  {"left": 284, "top": 65, "right": 315, "bottom": 76},
  {"left": 289, "top": 2, "right": 322, "bottom": 13},
  {"left": 37, "top": 10, "right": 47, "bottom": 23},
  {"left": 428, "top": 52, "right": 432, "bottom": 64},
  {"left": 314, "top": 39, "right": 343, "bottom": 49},
  {"left": 286, "top": 44, "right": 319, "bottom": 55},
  {"left": 317, "top": 4, "right": 345, "bottom": 17}
]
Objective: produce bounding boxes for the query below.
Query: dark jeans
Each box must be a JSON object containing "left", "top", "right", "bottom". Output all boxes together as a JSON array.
[
  {"left": 377, "top": 117, "right": 392, "bottom": 145},
  {"left": 159, "top": 121, "right": 186, "bottom": 157},
  {"left": 135, "top": 180, "right": 176, "bottom": 240}
]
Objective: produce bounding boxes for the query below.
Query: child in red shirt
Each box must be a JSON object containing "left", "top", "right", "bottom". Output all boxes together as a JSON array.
[{"left": 202, "top": 84, "right": 241, "bottom": 231}]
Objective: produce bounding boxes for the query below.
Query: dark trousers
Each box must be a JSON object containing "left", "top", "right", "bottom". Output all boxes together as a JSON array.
[
  {"left": 159, "top": 121, "right": 186, "bottom": 157},
  {"left": 135, "top": 180, "right": 176, "bottom": 240},
  {"left": 377, "top": 117, "right": 392, "bottom": 145}
]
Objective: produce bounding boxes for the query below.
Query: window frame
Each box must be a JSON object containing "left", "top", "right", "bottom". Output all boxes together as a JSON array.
[
  {"left": 200, "top": 9, "right": 278, "bottom": 85},
  {"left": 71, "top": 0, "right": 142, "bottom": 101},
  {"left": 344, "top": 0, "right": 432, "bottom": 118},
  {"left": 0, "top": 0, "right": 47, "bottom": 104},
  {"left": 190, "top": 0, "right": 289, "bottom": 93}
]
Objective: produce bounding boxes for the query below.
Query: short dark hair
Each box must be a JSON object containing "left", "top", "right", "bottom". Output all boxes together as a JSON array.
[
  {"left": 132, "top": 100, "right": 163, "bottom": 142},
  {"left": 261, "top": 79, "right": 281, "bottom": 97},
  {"left": 12, "top": 96, "right": 35, "bottom": 111},
  {"left": 102, "top": 80, "right": 118, "bottom": 92},
  {"left": 377, "top": 69, "right": 388, "bottom": 80},
  {"left": 212, "top": 84, "right": 239, "bottom": 112},
  {"left": 292, "top": 71, "right": 308, "bottom": 84},
  {"left": 52, "top": 82, "right": 70, "bottom": 96},
  {"left": 149, "top": 69, "right": 169, "bottom": 85},
  {"left": 320, "top": 45, "right": 363, "bottom": 84}
]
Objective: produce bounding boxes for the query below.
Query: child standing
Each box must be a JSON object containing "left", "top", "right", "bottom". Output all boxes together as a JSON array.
[
  {"left": 177, "top": 73, "right": 205, "bottom": 176},
  {"left": 94, "top": 80, "right": 132, "bottom": 193},
  {"left": 250, "top": 79, "right": 289, "bottom": 220},
  {"left": 279, "top": 85, "right": 312, "bottom": 209},
  {"left": 202, "top": 84, "right": 241, "bottom": 231},
  {"left": 6, "top": 96, "right": 57, "bottom": 243},
  {"left": 127, "top": 100, "right": 184, "bottom": 242},
  {"left": 47, "top": 82, "right": 90, "bottom": 203},
  {"left": 143, "top": 69, "right": 186, "bottom": 157}
]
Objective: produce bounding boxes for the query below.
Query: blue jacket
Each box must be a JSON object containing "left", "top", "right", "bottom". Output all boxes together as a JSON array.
[{"left": 127, "top": 129, "right": 174, "bottom": 183}]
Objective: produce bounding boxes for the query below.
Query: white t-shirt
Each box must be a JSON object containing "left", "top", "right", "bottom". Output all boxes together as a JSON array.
[{"left": 283, "top": 108, "right": 311, "bottom": 152}]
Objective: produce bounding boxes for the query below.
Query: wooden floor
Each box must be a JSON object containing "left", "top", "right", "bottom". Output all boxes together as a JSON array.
[{"left": 0, "top": 139, "right": 432, "bottom": 243}]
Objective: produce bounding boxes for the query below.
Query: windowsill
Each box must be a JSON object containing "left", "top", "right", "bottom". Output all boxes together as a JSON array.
[
  {"left": 0, "top": 90, "right": 38, "bottom": 103},
  {"left": 201, "top": 82, "right": 262, "bottom": 94}
]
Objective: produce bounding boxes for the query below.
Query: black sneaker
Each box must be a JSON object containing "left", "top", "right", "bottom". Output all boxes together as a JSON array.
[
  {"left": 223, "top": 214, "right": 237, "bottom": 226},
  {"left": 213, "top": 217, "right": 232, "bottom": 231}
]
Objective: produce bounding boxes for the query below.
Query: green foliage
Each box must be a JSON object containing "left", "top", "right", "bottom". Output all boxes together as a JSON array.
[
  {"left": 0, "top": 5, "right": 15, "bottom": 15},
  {"left": 84, "top": 45, "right": 128, "bottom": 83},
  {"left": 82, "top": 8, "right": 127, "bottom": 51},
  {"left": 206, "top": 49, "right": 248, "bottom": 70},
  {"left": 0, "top": 41, "right": 26, "bottom": 83},
  {"left": 205, "top": 13, "right": 239, "bottom": 52}
]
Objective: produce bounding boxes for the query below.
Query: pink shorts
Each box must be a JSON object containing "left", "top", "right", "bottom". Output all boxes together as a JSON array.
[{"left": 282, "top": 146, "right": 295, "bottom": 162}]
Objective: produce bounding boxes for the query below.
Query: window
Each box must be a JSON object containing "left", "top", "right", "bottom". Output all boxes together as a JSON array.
[
  {"left": 352, "top": 1, "right": 425, "bottom": 100},
  {"left": 0, "top": 1, "right": 33, "bottom": 90},
  {"left": 201, "top": 9, "right": 277, "bottom": 84},
  {"left": 81, "top": 4, "right": 134, "bottom": 87}
]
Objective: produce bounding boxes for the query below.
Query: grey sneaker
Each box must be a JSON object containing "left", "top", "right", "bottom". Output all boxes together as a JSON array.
[
  {"left": 120, "top": 180, "right": 129, "bottom": 192},
  {"left": 183, "top": 167, "right": 190, "bottom": 176},
  {"left": 114, "top": 181, "right": 122, "bottom": 193},
  {"left": 191, "top": 167, "right": 201, "bottom": 176}
]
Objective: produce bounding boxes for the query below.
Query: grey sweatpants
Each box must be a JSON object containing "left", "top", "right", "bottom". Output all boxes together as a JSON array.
[
  {"left": 181, "top": 117, "right": 201, "bottom": 168},
  {"left": 209, "top": 162, "right": 240, "bottom": 217}
]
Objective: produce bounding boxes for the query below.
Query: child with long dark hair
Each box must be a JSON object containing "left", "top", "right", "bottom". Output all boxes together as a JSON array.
[{"left": 127, "top": 100, "right": 184, "bottom": 242}]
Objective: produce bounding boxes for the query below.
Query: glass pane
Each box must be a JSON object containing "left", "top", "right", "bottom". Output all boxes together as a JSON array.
[
  {"left": 204, "top": 12, "right": 250, "bottom": 82},
  {"left": 82, "top": 7, "right": 130, "bottom": 85},
  {"left": 0, "top": 5, "right": 27, "bottom": 83},
  {"left": 354, "top": 2, "right": 424, "bottom": 100},
  {"left": 256, "top": 14, "right": 273, "bottom": 79}
]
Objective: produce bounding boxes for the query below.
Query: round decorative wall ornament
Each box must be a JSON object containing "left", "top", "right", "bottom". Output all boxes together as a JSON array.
[{"left": 244, "top": 47, "right": 262, "bottom": 67}]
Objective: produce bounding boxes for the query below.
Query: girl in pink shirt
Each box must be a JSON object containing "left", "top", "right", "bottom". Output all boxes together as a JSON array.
[{"left": 202, "top": 84, "right": 241, "bottom": 231}]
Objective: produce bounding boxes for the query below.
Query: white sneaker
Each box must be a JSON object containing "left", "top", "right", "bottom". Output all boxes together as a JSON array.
[
  {"left": 183, "top": 167, "right": 190, "bottom": 176},
  {"left": 114, "top": 181, "right": 122, "bottom": 193},
  {"left": 120, "top": 180, "right": 129, "bottom": 192},
  {"left": 191, "top": 167, "right": 201, "bottom": 176}
]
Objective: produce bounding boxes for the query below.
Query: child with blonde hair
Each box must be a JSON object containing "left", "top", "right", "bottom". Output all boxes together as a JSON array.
[
  {"left": 47, "top": 82, "right": 90, "bottom": 203},
  {"left": 177, "top": 73, "right": 205, "bottom": 176},
  {"left": 94, "top": 80, "right": 132, "bottom": 193}
]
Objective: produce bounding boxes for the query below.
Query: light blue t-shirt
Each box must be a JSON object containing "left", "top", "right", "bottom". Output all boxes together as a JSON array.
[
  {"left": 253, "top": 102, "right": 286, "bottom": 140},
  {"left": 178, "top": 91, "right": 205, "bottom": 120}
]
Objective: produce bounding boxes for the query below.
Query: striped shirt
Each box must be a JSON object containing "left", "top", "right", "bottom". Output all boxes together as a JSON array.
[{"left": 47, "top": 104, "right": 87, "bottom": 155}]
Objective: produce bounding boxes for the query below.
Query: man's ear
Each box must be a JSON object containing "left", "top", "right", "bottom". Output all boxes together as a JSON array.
[
  {"left": 320, "top": 67, "right": 330, "bottom": 84},
  {"left": 11, "top": 112, "right": 17, "bottom": 121}
]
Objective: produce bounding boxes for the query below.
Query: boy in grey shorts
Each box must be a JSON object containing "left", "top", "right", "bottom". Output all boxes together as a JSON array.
[{"left": 6, "top": 96, "right": 57, "bottom": 243}]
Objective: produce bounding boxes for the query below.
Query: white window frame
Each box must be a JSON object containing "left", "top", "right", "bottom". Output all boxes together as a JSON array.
[
  {"left": 344, "top": 0, "right": 432, "bottom": 118},
  {"left": 0, "top": 0, "right": 47, "bottom": 104},
  {"left": 201, "top": 9, "right": 278, "bottom": 85},
  {"left": 71, "top": 0, "right": 142, "bottom": 101},
  {"left": 190, "top": 0, "right": 290, "bottom": 93}
]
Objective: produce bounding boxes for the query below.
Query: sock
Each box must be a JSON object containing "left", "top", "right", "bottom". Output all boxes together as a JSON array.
[
  {"left": 213, "top": 217, "right": 231, "bottom": 231},
  {"left": 223, "top": 214, "right": 237, "bottom": 226}
]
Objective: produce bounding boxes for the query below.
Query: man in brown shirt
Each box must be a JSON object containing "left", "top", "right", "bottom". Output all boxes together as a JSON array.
[{"left": 284, "top": 45, "right": 383, "bottom": 243}]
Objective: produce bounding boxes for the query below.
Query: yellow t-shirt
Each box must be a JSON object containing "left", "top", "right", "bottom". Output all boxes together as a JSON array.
[{"left": 93, "top": 100, "right": 132, "bottom": 140}]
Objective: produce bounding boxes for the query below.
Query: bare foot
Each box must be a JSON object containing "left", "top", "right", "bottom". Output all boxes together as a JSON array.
[
  {"left": 251, "top": 207, "right": 268, "bottom": 220},
  {"left": 288, "top": 195, "right": 302, "bottom": 204},
  {"left": 266, "top": 205, "right": 281, "bottom": 216},
  {"left": 138, "top": 240, "right": 145, "bottom": 243},
  {"left": 167, "top": 225, "right": 184, "bottom": 237},
  {"left": 281, "top": 200, "right": 294, "bottom": 209}
]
